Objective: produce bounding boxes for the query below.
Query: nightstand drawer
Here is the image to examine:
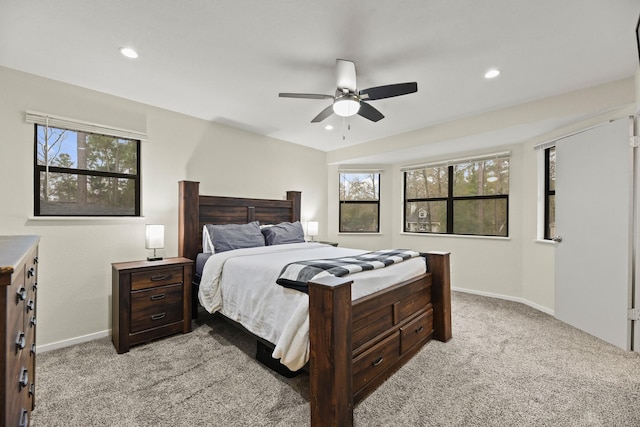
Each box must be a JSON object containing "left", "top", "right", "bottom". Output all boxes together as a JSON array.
[
  {"left": 130, "top": 283, "right": 183, "bottom": 333},
  {"left": 131, "top": 266, "right": 183, "bottom": 290}
]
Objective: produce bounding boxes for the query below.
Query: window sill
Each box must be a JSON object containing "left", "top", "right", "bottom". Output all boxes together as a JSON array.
[
  {"left": 534, "top": 239, "right": 556, "bottom": 245},
  {"left": 27, "top": 216, "right": 146, "bottom": 224},
  {"left": 337, "top": 232, "right": 383, "bottom": 236},
  {"left": 399, "top": 232, "right": 510, "bottom": 241}
]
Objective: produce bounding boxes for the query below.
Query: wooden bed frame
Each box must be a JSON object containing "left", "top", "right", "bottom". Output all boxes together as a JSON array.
[{"left": 178, "top": 181, "right": 452, "bottom": 427}]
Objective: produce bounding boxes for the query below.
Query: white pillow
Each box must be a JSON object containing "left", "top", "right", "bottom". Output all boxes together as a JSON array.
[{"left": 203, "top": 225, "right": 214, "bottom": 253}]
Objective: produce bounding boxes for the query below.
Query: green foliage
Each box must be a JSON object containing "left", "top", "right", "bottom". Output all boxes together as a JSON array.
[
  {"left": 339, "top": 173, "right": 380, "bottom": 232},
  {"left": 404, "top": 157, "right": 509, "bottom": 236},
  {"left": 36, "top": 125, "right": 138, "bottom": 214}
]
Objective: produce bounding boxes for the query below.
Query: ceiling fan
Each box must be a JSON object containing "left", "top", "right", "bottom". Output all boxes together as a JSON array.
[{"left": 279, "top": 59, "right": 418, "bottom": 123}]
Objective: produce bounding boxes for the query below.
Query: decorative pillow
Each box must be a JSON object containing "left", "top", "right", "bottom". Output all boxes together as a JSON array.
[
  {"left": 205, "top": 221, "right": 265, "bottom": 253},
  {"left": 261, "top": 221, "right": 305, "bottom": 246}
]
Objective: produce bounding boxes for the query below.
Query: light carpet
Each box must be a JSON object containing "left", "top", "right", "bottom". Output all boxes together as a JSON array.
[{"left": 31, "top": 292, "right": 640, "bottom": 426}]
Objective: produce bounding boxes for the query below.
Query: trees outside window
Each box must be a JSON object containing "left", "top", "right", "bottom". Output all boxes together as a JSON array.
[
  {"left": 339, "top": 173, "right": 380, "bottom": 232},
  {"left": 404, "top": 156, "right": 509, "bottom": 237},
  {"left": 34, "top": 124, "right": 140, "bottom": 216}
]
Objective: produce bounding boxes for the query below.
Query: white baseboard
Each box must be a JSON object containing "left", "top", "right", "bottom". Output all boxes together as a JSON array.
[
  {"left": 37, "top": 329, "right": 111, "bottom": 353},
  {"left": 452, "top": 286, "right": 554, "bottom": 316}
]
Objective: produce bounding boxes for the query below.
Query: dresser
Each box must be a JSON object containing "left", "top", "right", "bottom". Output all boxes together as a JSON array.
[
  {"left": 0, "top": 235, "right": 39, "bottom": 427},
  {"left": 112, "top": 257, "right": 192, "bottom": 353}
]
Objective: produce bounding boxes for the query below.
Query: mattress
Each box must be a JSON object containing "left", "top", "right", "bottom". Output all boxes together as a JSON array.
[{"left": 198, "top": 242, "right": 426, "bottom": 370}]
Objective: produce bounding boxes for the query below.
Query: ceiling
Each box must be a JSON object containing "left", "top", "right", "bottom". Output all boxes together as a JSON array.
[{"left": 1, "top": 0, "right": 638, "bottom": 161}]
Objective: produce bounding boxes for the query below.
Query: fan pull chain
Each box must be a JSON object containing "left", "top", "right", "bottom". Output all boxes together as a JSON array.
[{"left": 342, "top": 117, "right": 351, "bottom": 141}]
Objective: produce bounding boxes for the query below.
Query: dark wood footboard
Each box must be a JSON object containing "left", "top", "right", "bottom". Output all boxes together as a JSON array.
[{"left": 308, "top": 252, "right": 451, "bottom": 427}]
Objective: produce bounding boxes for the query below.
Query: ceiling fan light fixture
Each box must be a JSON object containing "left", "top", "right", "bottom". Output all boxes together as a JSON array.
[{"left": 333, "top": 96, "right": 360, "bottom": 117}]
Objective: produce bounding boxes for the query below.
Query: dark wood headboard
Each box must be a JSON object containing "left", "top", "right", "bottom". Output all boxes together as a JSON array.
[{"left": 178, "top": 181, "right": 301, "bottom": 261}]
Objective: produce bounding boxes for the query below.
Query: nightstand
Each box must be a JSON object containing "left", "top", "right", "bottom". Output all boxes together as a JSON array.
[{"left": 112, "top": 257, "right": 193, "bottom": 354}]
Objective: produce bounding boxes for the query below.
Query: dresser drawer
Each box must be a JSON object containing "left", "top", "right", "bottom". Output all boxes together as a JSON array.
[
  {"left": 130, "top": 283, "right": 183, "bottom": 333},
  {"left": 353, "top": 331, "right": 400, "bottom": 393},
  {"left": 400, "top": 309, "right": 433, "bottom": 354},
  {"left": 131, "top": 266, "right": 183, "bottom": 291}
]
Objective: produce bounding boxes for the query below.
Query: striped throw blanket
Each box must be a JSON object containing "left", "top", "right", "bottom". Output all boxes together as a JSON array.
[{"left": 276, "top": 249, "right": 420, "bottom": 293}]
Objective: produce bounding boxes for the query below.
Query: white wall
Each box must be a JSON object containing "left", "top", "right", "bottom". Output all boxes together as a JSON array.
[{"left": 0, "top": 66, "right": 327, "bottom": 349}]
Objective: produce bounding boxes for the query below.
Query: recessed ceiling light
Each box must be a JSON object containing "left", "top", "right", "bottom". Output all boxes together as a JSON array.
[
  {"left": 119, "top": 47, "right": 139, "bottom": 59},
  {"left": 325, "top": 125, "right": 334, "bottom": 130},
  {"left": 484, "top": 68, "right": 500, "bottom": 79}
]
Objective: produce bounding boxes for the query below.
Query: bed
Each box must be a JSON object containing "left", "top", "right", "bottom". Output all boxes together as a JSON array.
[{"left": 177, "top": 181, "right": 452, "bottom": 427}]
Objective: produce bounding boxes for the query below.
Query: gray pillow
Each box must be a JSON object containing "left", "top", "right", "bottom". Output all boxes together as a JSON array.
[
  {"left": 206, "top": 221, "right": 265, "bottom": 253},
  {"left": 261, "top": 221, "right": 305, "bottom": 245}
]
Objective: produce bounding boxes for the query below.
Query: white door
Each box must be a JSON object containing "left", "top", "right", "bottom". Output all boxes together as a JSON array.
[{"left": 554, "top": 118, "right": 631, "bottom": 350}]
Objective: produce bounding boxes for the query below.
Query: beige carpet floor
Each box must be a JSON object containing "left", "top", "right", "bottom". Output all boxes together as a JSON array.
[{"left": 31, "top": 292, "right": 640, "bottom": 426}]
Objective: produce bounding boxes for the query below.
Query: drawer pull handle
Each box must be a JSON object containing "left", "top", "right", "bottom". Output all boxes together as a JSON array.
[
  {"left": 151, "top": 274, "right": 169, "bottom": 281},
  {"left": 26, "top": 300, "right": 35, "bottom": 312},
  {"left": 33, "top": 282, "right": 38, "bottom": 291},
  {"left": 151, "top": 313, "right": 166, "bottom": 321},
  {"left": 17, "top": 287, "right": 27, "bottom": 301},
  {"left": 34, "top": 256, "right": 39, "bottom": 264},
  {"left": 415, "top": 326, "right": 424, "bottom": 333},
  {"left": 28, "top": 267, "right": 35, "bottom": 277},
  {"left": 31, "top": 343, "right": 37, "bottom": 355},
  {"left": 16, "top": 332, "right": 26, "bottom": 350},
  {"left": 30, "top": 316, "right": 37, "bottom": 327},
  {"left": 19, "top": 367, "right": 29, "bottom": 388},
  {"left": 19, "top": 409, "right": 29, "bottom": 427},
  {"left": 29, "top": 383, "right": 35, "bottom": 397},
  {"left": 372, "top": 356, "right": 384, "bottom": 367},
  {"left": 150, "top": 293, "right": 166, "bottom": 301}
]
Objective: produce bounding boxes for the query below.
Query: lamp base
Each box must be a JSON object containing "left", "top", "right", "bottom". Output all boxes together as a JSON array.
[{"left": 147, "top": 256, "right": 163, "bottom": 261}]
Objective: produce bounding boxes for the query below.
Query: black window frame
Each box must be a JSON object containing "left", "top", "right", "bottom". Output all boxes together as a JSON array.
[
  {"left": 33, "top": 123, "right": 141, "bottom": 217},
  {"left": 338, "top": 172, "right": 381, "bottom": 233},
  {"left": 403, "top": 158, "right": 509, "bottom": 237},
  {"left": 543, "top": 146, "right": 556, "bottom": 240}
]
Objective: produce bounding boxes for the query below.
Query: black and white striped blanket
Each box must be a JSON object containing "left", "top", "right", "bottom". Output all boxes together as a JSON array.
[{"left": 276, "top": 249, "right": 420, "bottom": 293}]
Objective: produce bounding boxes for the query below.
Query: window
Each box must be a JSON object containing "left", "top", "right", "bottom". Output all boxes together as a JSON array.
[
  {"left": 544, "top": 147, "right": 556, "bottom": 240},
  {"left": 34, "top": 124, "right": 141, "bottom": 216},
  {"left": 404, "top": 155, "right": 509, "bottom": 236},
  {"left": 339, "top": 172, "right": 380, "bottom": 232}
]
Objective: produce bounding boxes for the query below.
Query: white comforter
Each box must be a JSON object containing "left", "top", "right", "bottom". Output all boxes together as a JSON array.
[{"left": 198, "top": 242, "right": 426, "bottom": 370}]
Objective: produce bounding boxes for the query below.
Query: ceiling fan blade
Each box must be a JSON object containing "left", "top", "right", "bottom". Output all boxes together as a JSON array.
[
  {"left": 311, "top": 104, "right": 334, "bottom": 123},
  {"left": 336, "top": 59, "right": 357, "bottom": 92},
  {"left": 357, "top": 102, "right": 384, "bottom": 122},
  {"left": 359, "top": 82, "right": 418, "bottom": 100},
  {"left": 279, "top": 93, "right": 334, "bottom": 100}
]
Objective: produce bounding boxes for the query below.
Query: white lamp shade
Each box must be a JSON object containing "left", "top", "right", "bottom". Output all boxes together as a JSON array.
[
  {"left": 307, "top": 221, "right": 319, "bottom": 237},
  {"left": 145, "top": 224, "right": 165, "bottom": 249}
]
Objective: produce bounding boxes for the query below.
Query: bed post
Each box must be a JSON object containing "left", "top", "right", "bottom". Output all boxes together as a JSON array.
[
  {"left": 308, "top": 276, "right": 353, "bottom": 427},
  {"left": 286, "top": 191, "right": 301, "bottom": 222},
  {"left": 179, "top": 180, "right": 200, "bottom": 261},
  {"left": 425, "top": 252, "right": 452, "bottom": 342}
]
